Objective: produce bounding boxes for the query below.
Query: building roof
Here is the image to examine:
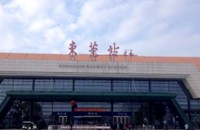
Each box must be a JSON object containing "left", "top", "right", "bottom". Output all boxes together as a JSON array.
[
  {"left": 1, "top": 52, "right": 200, "bottom": 99},
  {"left": 0, "top": 52, "right": 200, "bottom": 69}
]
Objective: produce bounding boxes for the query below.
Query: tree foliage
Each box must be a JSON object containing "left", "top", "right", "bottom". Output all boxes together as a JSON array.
[{"left": 11, "top": 100, "right": 43, "bottom": 128}]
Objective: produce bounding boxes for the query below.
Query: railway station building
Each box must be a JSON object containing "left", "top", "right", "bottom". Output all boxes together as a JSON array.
[{"left": 0, "top": 52, "right": 200, "bottom": 130}]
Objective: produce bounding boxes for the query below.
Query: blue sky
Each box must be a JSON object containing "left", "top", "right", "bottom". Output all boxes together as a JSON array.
[{"left": 0, "top": 0, "right": 200, "bottom": 56}]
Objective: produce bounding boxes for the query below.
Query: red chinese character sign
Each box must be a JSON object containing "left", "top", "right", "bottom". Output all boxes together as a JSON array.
[
  {"left": 108, "top": 42, "right": 119, "bottom": 61},
  {"left": 124, "top": 49, "right": 134, "bottom": 56},
  {"left": 89, "top": 41, "right": 98, "bottom": 61},
  {"left": 108, "top": 42, "right": 119, "bottom": 56},
  {"left": 68, "top": 41, "right": 77, "bottom": 60},
  {"left": 129, "top": 50, "right": 133, "bottom": 56},
  {"left": 124, "top": 49, "right": 137, "bottom": 62},
  {"left": 66, "top": 41, "right": 136, "bottom": 62}
]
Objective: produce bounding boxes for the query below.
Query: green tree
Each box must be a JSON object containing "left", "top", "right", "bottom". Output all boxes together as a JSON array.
[
  {"left": 11, "top": 100, "right": 30, "bottom": 127},
  {"left": 11, "top": 100, "right": 42, "bottom": 128}
]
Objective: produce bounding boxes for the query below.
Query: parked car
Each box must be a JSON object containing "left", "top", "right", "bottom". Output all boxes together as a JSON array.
[{"left": 22, "top": 121, "right": 37, "bottom": 130}]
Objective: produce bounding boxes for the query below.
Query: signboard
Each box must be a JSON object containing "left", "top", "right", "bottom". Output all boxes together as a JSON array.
[
  {"left": 68, "top": 41, "right": 136, "bottom": 61},
  {"left": 74, "top": 108, "right": 109, "bottom": 112},
  {"left": 52, "top": 112, "right": 132, "bottom": 116}
]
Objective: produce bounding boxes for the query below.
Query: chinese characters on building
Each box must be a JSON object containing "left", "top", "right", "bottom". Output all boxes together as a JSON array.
[
  {"left": 68, "top": 41, "right": 77, "bottom": 60},
  {"left": 68, "top": 41, "right": 136, "bottom": 61},
  {"left": 124, "top": 49, "right": 134, "bottom": 56},
  {"left": 108, "top": 42, "right": 119, "bottom": 61},
  {"left": 89, "top": 41, "right": 98, "bottom": 61},
  {"left": 108, "top": 42, "right": 119, "bottom": 56}
]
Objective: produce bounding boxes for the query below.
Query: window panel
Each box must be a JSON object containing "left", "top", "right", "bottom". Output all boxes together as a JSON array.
[
  {"left": 113, "top": 80, "right": 131, "bottom": 92},
  {"left": 133, "top": 80, "right": 149, "bottom": 92},
  {"left": 75, "top": 80, "right": 111, "bottom": 92}
]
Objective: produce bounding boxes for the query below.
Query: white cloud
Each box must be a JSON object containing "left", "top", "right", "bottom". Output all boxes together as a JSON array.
[
  {"left": 28, "top": 18, "right": 55, "bottom": 32},
  {"left": 44, "top": 27, "right": 66, "bottom": 45},
  {"left": 0, "top": 34, "right": 16, "bottom": 51},
  {"left": 5, "top": 0, "right": 48, "bottom": 17},
  {"left": 0, "top": 0, "right": 199, "bottom": 56}
]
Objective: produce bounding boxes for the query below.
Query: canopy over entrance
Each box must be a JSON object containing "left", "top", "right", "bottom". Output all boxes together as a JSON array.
[
  {"left": 6, "top": 91, "right": 176, "bottom": 102},
  {"left": 0, "top": 91, "right": 193, "bottom": 130}
]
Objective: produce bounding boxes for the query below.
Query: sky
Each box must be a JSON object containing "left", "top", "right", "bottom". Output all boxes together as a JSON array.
[{"left": 0, "top": 0, "right": 200, "bottom": 57}]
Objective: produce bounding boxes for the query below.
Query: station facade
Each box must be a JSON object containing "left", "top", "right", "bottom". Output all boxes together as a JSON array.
[{"left": 0, "top": 53, "right": 200, "bottom": 129}]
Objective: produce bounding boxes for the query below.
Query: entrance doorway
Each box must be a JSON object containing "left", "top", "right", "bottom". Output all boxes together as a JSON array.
[
  {"left": 113, "top": 116, "right": 129, "bottom": 126},
  {"left": 58, "top": 116, "right": 68, "bottom": 125}
]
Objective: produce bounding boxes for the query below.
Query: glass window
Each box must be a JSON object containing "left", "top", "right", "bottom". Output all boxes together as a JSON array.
[
  {"left": 113, "top": 80, "right": 132, "bottom": 92},
  {"left": 13, "top": 79, "right": 32, "bottom": 91},
  {"left": 52, "top": 102, "right": 71, "bottom": 112},
  {"left": 133, "top": 80, "right": 149, "bottom": 92},
  {"left": 150, "top": 80, "right": 188, "bottom": 109},
  {"left": 35, "top": 79, "right": 54, "bottom": 91},
  {"left": 54, "top": 79, "right": 73, "bottom": 91},
  {"left": 0, "top": 79, "right": 18, "bottom": 103},
  {"left": 41, "top": 102, "right": 52, "bottom": 116},
  {"left": 151, "top": 81, "right": 169, "bottom": 92},
  {"left": 75, "top": 80, "right": 111, "bottom": 92},
  {"left": 190, "top": 100, "right": 200, "bottom": 109},
  {"left": 113, "top": 102, "right": 134, "bottom": 112}
]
